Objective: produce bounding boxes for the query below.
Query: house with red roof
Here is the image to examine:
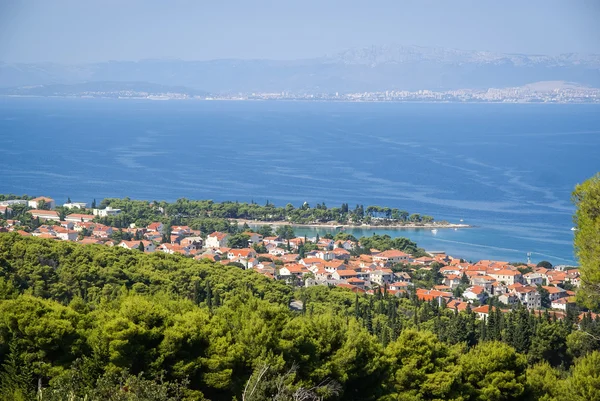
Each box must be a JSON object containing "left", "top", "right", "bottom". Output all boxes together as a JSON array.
[
  {"left": 332, "top": 247, "right": 351, "bottom": 260},
  {"left": 28, "top": 197, "right": 55, "bottom": 210},
  {"left": 373, "top": 249, "right": 410, "bottom": 265},
  {"left": 206, "top": 232, "right": 229, "bottom": 248},
  {"left": 29, "top": 210, "right": 60, "bottom": 221},
  {"left": 53, "top": 226, "right": 78, "bottom": 241},
  {"left": 147, "top": 222, "right": 165, "bottom": 234},
  {"left": 65, "top": 213, "right": 95, "bottom": 223},
  {"left": 227, "top": 248, "right": 257, "bottom": 260},
  {"left": 0, "top": 205, "right": 12, "bottom": 218},
  {"left": 119, "top": 240, "right": 156, "bottom": 253},
  {"left": 463, "top": 286, "right": 488, "bottom": 303},
  {"left": 92, "top": 224, "right": 113, "bottom": 238},
  {"left": 444, "top": 274, "right": 462, "bottom": 289},
  {"left": 542, "top": 285, "right": 567, "bottom": 301},
  {"left": 489, "top": 269, "right": 523, "bottom": 285},
  {"left": 332, "top": 269, "right": 358, "bottom": 280},
  {"left": 511, "top": 286, "right": 541, "bottom": 309}
]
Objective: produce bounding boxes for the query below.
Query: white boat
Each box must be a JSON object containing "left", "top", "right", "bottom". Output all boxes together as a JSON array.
[
  {"left": 454, "top": 228, "right": 458, "bottom": 231},
  {"left": 431, "top": 229, "right": 438, "bottom": 234},
  {"left": 460, "top": 219, "right": 464, "bottom": 222},
  {"left": 571, "top": 227, "right": 577, "bottom": 231}
]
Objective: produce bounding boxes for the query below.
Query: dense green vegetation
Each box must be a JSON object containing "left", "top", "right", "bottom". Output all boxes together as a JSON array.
[
  {"left": 2, "top": 174, "right": 600, "bottom": 401},
  {"left": 0, "top": 233, "right": 599, "bottom": 400},
  {"left": 91, "top": 198, "right": 436, "bottom": 228},
  {"left": 573, "top": 173, "right": 600, "bottom": 309}
]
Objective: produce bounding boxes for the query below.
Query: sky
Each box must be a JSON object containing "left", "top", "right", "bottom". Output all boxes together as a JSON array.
[{"left": 1, "top": 0, "right": 599, "bottom": 63}]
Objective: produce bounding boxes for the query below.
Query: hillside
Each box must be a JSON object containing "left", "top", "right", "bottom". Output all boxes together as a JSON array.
[{"left": 1, "top": 45, "right": 599, "bottom": 93}]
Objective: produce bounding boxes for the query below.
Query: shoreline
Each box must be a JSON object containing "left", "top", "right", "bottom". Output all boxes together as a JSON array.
[{"left": 232, "top": 218, "right": 472, "bottom": 230}]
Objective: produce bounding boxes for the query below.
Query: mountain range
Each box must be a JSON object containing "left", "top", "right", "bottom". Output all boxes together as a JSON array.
[{"left": 1, "top": 45, "right": 599, "bottom": 93}]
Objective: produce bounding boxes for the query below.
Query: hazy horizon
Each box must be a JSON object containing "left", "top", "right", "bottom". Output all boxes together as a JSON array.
[{"left": 1, "top": 0, "right": 599, "bottom": 64}]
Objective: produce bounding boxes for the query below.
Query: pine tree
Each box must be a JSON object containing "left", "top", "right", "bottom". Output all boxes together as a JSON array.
[{"left": 0, "top": 342, "right": 34, "bottom": 400}]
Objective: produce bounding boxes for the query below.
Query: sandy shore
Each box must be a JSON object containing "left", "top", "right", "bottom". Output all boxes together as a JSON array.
[{"left": 232, "top": 218, "right": 472, "bottom": 230}]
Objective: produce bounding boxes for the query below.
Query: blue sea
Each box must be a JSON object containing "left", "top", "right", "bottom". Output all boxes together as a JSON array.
[{"left": 1, "top": 98, "right": 599, "bottom": 265}]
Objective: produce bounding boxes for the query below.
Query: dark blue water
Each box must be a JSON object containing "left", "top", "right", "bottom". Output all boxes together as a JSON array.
[{"left": 1, "top": 98, "right": 599, "bottom": 264}]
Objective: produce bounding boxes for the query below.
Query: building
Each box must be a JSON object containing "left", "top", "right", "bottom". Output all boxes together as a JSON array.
[
  {"left": 463, "top": 286, "right": 488, "bottom": 303},
  {"left": 147, "top": 222, "right": 165, "bottom": 234},
  {"left": 63, "top": 202, "right": 89, "bottom": 209},
  {"left": 0, "top": 199, "right": 27, "bottom": 206},
  {"left": 0, "top": 205, "right": 12, "bottom": 218},
  {"left": 227, "top": 248, "right": 257, "bottom": 260},
  {"left": 332, "top": 269, "right": 359, "bottom": 281},
  {"left": 119, "top": 240, "right": 156, "bottom": 253},
  {"left": 511, "top": 286, "right": 541, "bottom": 309},
  {"left": 65, "top": 213, "right": 95, "bottom": 223},
  {"left": 242, "top": 232, "right": 264, "bottom": 245},
  {"left": 29, "top": 210, "right": 60, "bottom": 221},
  {"left": 373, "top": 250, "right": 410, "bottom": 265},
  {"left": 180, "top": 236, "right": 203, "bottom": 250},
  {"left": 369, "top": 270, "right": 394, "bottom": 285},
  {"left": 205, "top": 232, "right": 229, "bottom": 248},
  {"left": 28, "top": 197, "right": 55, "bottom": 210},
  {"left": 489, "top": 270, "right": 523, "bottom": 285},
  {"left": 92, "top": 207, "right": 121, "bottom": 217},
  {"left": 542, "top": 286, "right": 567, "bottom": 301},
  {"left": 53, "top": 227, "right": 78, "bottom": 241},
  {"left": 523, "top": 272, "right": 545, "bottom": 286}
]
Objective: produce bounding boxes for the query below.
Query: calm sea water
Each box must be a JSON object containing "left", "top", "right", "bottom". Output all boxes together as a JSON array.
[{"left": 1, "top": 98, "right": 599, "bottom": 264}]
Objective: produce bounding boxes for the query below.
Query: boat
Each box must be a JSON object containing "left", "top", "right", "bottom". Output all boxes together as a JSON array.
[
  {"left": 431, "top": 229, "right": 438, "bottom": 234},
  {"left": 460, "top": 219, "right": 464, "bottom": 222},
  {"left": 571, "top": 227, "right": 577, "bottom": 231},
  {"left": 454, "top": 228, "right": 458, "bottom": 231}
]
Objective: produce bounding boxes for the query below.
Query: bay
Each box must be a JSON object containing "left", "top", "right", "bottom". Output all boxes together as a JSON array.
[{"left": 1, "top": 98, "right": 599, "bottom": 264}]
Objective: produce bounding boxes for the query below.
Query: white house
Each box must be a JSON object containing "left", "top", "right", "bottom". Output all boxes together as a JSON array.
[
  {"left": 524, "top": 272, "right": 545, "bottom": 286},
  {"left": 314, "top": 250, "right": 335, "bottom": 261},
  {"left": 93, "top": 207, "right": 121, "bottom": 217},
  {"left": 227, "top": 248, "right": 257, "bottom": 260},
  {"left": 119, "top": 240, "right": 156, "bottom": 253},
  {"left": 63, "top": 202, "right": 89, "bottom": 209},
  {"left": 51, "top": 226, "right": 78, "bottom": 241},
  {"left": 489, "top": 270, "right": 522, "bottom": 286},
  {"left": 498, "top": 293, "right": 519, "bottom": 306},
  {"left": 205, "top": 232, "right": 229, "bottom": 248},
  {"left": 28, "top": 197, "right": 56, "bottom": 210},
  {"left": 463, "top": 286, "right": 488, "bottom": 303},
  {"left": 542, "top": 286, "right": 567, "bottom": 301},
  {"left": 369, "top": 270, "right": 394, "bottom": 285},
  {"left": 511, "top": 286, "right": 541, "bottom": 309}
]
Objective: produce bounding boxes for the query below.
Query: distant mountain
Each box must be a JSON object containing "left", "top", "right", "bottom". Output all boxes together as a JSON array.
[{"left": 1, "top": 45, "right": 599, "bottom": 93}]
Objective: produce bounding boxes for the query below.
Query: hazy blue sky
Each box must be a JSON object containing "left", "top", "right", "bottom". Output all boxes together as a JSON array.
[{"left": 1, "top": 0, "right": 599, "bottom": 63}]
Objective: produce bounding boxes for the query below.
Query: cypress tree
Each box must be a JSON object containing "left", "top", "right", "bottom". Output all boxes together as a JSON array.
[{"left": 205, "top": 280, "right": 213, "bottom": 310}]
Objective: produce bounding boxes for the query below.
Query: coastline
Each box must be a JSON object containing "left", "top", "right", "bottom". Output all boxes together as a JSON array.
[{"left": 231, "top": 218, "right": 472, "bottom": 230}]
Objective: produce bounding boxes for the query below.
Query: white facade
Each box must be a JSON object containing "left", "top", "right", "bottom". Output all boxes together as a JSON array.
[
  {"left": 92, "top": 207, "right": 122, "bottom": 217},
  {"left": 28, "top": 197, "right": 56, "bottom": 210},
  {"left": 63, "top": 202, "right": 89, "bottom": 209}
]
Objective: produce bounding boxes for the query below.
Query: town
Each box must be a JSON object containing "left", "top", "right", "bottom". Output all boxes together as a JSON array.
[{"left": 0, "top": 195, "right": 584, "bottom": 321}]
